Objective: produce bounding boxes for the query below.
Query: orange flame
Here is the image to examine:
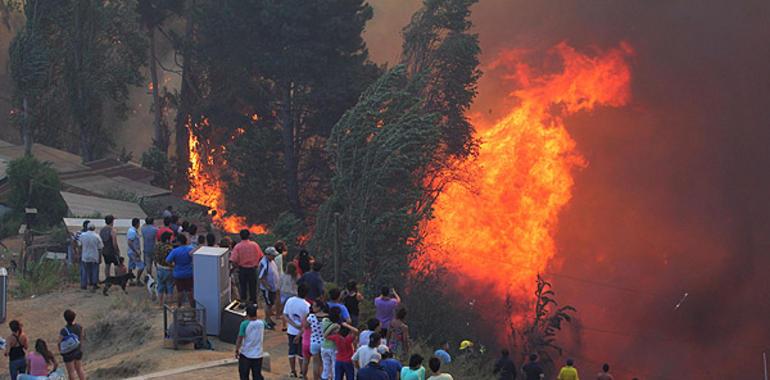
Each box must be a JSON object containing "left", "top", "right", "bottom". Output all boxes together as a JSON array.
[
  {"left": 419, "top": 42, "right": 633, "bottom": 317},
  {"left": 185, "top": 118, "right": 267, "bottom": 235}
]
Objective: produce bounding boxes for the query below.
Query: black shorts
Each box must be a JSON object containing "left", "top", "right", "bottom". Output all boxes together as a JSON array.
[
  {"left": 103, "top": 254, "right": 119, "bottom": 265},
  {"left": 62, "top": 348, "right": 83, "bottom": 363},
  {"left": 287, "top": 334, "right": 301, "bottom": 358},
  {"left": 261, "top": 289, "right": 276, "bottom": 306}
]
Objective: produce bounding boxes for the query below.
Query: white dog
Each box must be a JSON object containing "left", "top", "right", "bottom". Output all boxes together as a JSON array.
[{"left": 145, "top": 273, "right": 158, "bottom": 301}]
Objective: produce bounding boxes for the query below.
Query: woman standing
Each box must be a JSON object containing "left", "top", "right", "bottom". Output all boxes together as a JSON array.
[
  {"left": 387, "top": 308, "right": 410, "bottom": 360},
  {"left": 279, "top": 262, "right": 299, "bottom": 331},
  {"left": 59, "top": 310, "right": 85, "bottom": 380},
  {"left": 5, "top": 320, "right": 28, "bottom": 380}
]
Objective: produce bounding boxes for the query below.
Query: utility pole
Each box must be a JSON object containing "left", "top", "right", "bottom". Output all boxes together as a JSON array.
[
  {"left": 763, "top": 352, "right": 767, "bottom": 380},
  {"left": 333, "top": 212, "right": 340, "bottom": 285}
]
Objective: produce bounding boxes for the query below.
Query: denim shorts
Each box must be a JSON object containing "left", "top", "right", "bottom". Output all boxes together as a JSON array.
[
  {"left": 128, "top": 251, "right": 145, "bottom": 270},
  {"left": 310, "top": 342, "right": 321, "bottom": 355},
  {"left": 156, "top": 267, "right": 174, "bottom": 294}
]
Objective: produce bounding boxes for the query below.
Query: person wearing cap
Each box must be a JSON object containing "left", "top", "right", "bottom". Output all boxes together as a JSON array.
[
  {"left": 557, "top": 358, "right": 579, "bottom": 380},
  {"left": 356, "top": 352, "right": 389, "bottom": 380},
  {"left": 258, "top": 247, "right": 280, "bottom": 329},
  {"left": 78, "top": 222, "right": 103, "bottom": 292}
]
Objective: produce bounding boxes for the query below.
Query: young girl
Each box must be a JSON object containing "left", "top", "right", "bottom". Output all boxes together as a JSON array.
[
  {"left": 300, "top": 301, "right": 327, "bottom": 380},
  {"left": 59, "top": 310, "right": 85, "bottom": 380},
  {"left": 387, "top": 308, "right": 410, "bottom": 360},
  {"left": 20, "top": 339, "right": 59, "bottom": 379},
  {"left": 324, "top": 309, "right": 359, "bottom": 380},
  {"left": 5, "top": 320, "right": 28, "bottom": 380}
]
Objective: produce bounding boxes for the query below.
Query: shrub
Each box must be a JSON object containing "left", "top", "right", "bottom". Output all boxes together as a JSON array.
[
  {"left": 6, "top": 156, "right": 67, "bottom": 226},
  {"left": 141, "top": 146, "right": 170, "bottom": 187},
  {"left": 14, "top": 260, "right": 67, "bottom": 298}
]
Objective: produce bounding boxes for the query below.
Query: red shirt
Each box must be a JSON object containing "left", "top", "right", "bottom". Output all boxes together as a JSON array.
[
  {"left": 230, "top": 240, "right": 264, "bottom": 268},
  {"left": 156, "top": 226, "right": 174, "bottom": 241},
  {"left": 328, "top": 333, "right": 355, "bottom": 362}
]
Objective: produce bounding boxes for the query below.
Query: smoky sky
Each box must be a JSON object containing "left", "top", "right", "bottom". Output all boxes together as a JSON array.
[{"left": 368, "top": 0, "right": 770, "bottom": 377}]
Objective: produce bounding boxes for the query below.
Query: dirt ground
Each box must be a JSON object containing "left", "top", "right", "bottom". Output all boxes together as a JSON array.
[{"left": 0, "top": 237, "right": 293, "bottom": 380}]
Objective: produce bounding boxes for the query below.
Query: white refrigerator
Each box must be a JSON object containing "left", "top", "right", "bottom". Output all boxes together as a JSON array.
[{"left": 193, "top": 246, "right": 231, "bottom": 335}]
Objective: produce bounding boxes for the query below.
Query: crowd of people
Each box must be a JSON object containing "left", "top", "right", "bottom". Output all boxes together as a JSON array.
[
  {"left": 3, "top": 310, "right": 84, "bottom": 380},
  {"left": 59, "top": 207, "right": 629, "bottom": 380}
]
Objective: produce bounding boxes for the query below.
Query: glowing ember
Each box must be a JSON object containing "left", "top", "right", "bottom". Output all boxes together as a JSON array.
[
  {"left": 420, "top": 42, "right": 633, "bottom": 312},
  {"left": 185, "top": 118, "right": 267, "bottom": 235}
]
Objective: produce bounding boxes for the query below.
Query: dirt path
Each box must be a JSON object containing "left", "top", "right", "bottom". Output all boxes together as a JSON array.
[{"left": 0, "top": 282, "right": 292, "bottom": 380}]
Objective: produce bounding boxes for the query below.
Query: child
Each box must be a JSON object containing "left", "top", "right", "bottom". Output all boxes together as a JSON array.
[
  {"left": 359, "top": 318, "right": 381, "bottom": 348},
  {"left": 59, "top": 310, "right": 85, "bottom": 380},
  {"left": 115, "top": 257, "right": 128, "bottom": 276},
  {"left": 325, "top": 321, "right": 359, "bottom": 380},
  {"left": 301, "top": 301, "right": 327, "bottom": 380},
  {"left": 21, "top": 339, "right": 59, "bottom": 379}
]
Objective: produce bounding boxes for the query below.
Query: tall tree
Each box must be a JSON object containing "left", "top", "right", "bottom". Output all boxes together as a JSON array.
[
  {"left": 181, "top": 0, "right": 380, "bottom": 222},
  {"left": 137, "top": 0, "right": 183, "bottom": 154},
  {"left": 8, "top": 0, "right": 147, "bottom": 161},
  {"left": 313, "top": 65, "right": 440, "bottom": 288},
  {"left": 68, "top": 0, "right": 147, "bottom": 161},
  {"left": 402, "top": 0, "right": 481, "bottom": 159}
]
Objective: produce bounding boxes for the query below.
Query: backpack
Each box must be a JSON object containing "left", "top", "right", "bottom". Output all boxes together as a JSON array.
[{"left": 59, "top": 327, "right": 81, "bottom": 354}]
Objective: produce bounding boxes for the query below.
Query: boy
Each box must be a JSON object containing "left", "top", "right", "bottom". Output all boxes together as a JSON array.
[
  {"left": 359, "top": 319, "right": 381, "bottom": 348},
  {"left": 427, "top": 357, "right": 453, "bottom": 380},
  {"left": 235, "top": 304, "right": 265, "bottom": 380}
]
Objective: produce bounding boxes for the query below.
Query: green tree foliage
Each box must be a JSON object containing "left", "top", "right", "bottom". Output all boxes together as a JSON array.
[
  {"left": 313, "top": 66, "right": 440, "bottom": 289},
  {"left": 8, "top": 0, "right": 147, "bottom": 161},
  {"left": 180, "top": 0, "right": 380, "bottom": 222},
  {"left": 402, "top": 0, "right": 481, "bottom": 159},
  {"left": 140, "top": 146, "right": 171, "bottom": 187},
  {"left": 6, "top": 156, "right": 67, "bottom": 226}
]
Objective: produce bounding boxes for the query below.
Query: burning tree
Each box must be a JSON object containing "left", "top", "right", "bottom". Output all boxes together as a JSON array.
[{"left": 509, "top": 275, "right": 577, "bottom": 372}]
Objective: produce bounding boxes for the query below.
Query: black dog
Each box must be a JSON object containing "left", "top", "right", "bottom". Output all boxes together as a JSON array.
[{"left": 99, "top": 272, "right": 136, "bottom": 296}]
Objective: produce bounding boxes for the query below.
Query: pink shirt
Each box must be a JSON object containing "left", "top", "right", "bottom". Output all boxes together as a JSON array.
[
  {"left": 27, "top": 352, "right": 49, "bottom": 376},
  {"left": 230, "top": 240, "right": 264, "bottom": 268}
]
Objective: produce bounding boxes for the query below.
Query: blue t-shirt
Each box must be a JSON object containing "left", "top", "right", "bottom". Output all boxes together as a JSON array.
[
  {"left": 166, "top": 245, "right": 194, "bottom": 279},
  {"left": 141, "top": 224, "right": 158, "bottom": 253},
  {"left": 381, "top": 358, "right": 402, "bottom": 380},
  {"left": 327, "top": 301, "right": 351, "bottom": 321}
]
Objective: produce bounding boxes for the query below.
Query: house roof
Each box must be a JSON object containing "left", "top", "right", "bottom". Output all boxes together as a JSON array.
[
  {"left": 0, "top": 143, "right": 88, "bottom": 173},
  {"left": 61, "top": 191, "right": 147, "bottom": 219},
  {"left": 62, "top": 175, "right": 170, "bottom": 199}
]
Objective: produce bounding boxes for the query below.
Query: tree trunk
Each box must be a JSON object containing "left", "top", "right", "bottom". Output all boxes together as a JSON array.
[
  {"left": 281, "top": 82, "right": 303, "bottom": 219},
  {"left": 173, "top": 0, "right": 195, "bottom": 193},
  {"left": 149, "top": 26, "right": 167, "bottom": 152},
  {"left": 21, "top": 96, "right": 32, "bottom": 156}
]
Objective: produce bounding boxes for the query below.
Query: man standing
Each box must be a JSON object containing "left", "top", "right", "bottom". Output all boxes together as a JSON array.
[
  {"left": 521, "top": 354, "right": 544, "bottom": 380},
  {"left": 99, "top": 215, "right": 120, "bottom": 277},
  {"left": 258, "top": 247, "right": 280, "bottom": 329},
  {"left": 141, "top": 217, "right": 158, "bottom": 276},
  {"left": 374, "top": 287, "right": 400, "bottom": 337},
  {"left": 235, "top": 304, "right": 265, "bottom": 380},
  {"left": 297, "top": 262, "right": 324, "bottom": 301},
  {"left": 230, "top": 229, "right": 264, "bottom": 306},
  {"left": 127, "top": 218, "right": 145, "bottom": 285},
  {"left": 493, "top": 349, "right": 516, "bottom": 380},
  {"left": 78, "top": 222, "right": 103, "bottom": 292},
  {"left": 283, "top": 284, "right": 311, "bottom": 379}
]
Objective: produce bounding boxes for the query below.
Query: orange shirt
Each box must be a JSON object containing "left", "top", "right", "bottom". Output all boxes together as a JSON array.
[{"left": 230, "top": 240, "right": 264, "bottom": 268}]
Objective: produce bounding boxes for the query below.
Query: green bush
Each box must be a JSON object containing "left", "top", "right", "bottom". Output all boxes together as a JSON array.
[
  {"left": 14, "top": 260, "right": 67, "bottom": 298},
  {"left": 0, "top": 212, "right": 23, "bottom": 240},
  {"left": 141, "top": 146, "right": 170, "bottom": 187},
  {"left": 6, "top": 156, "right": 67, "bottom": 226}
]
